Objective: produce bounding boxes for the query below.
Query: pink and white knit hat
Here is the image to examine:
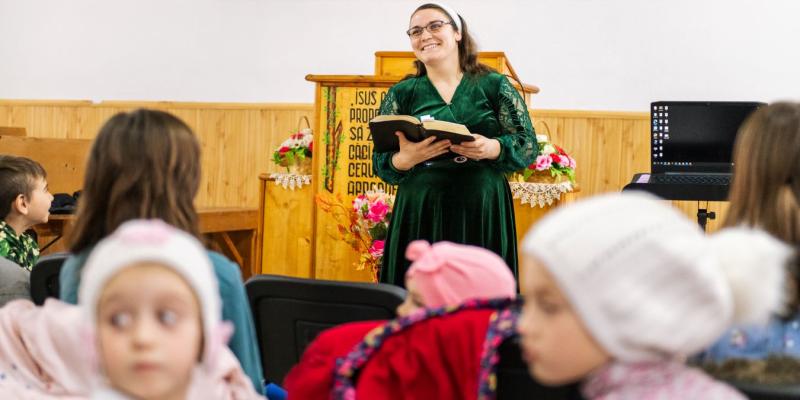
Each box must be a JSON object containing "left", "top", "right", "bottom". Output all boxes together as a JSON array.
[
  {"left": 79, "top": 219, "right": 228, "bottom": 368},
  {"left": 405, "top": 240, "right": 516, "bottom": 308}
]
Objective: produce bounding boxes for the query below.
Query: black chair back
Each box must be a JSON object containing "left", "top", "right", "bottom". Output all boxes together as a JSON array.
[
  {"left": 496, "top": 336, "right": 585, "bottom": 400},
  {"left": 729, "top": 381, "right": 800, "bottom": 400},
  {"left": 245, "top": 274, "right": 406, "bottom": 385},
  {"left": 30, "top": 252, "right": 68, "bottom": 305}
]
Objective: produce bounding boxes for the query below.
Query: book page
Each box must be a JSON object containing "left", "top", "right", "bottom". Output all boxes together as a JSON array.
[
  {"left": 369, "top": 114, "right": 421, "bottom": 125},
  {"left": 422, "top": 120, "right": 471, "bottom": 136}
]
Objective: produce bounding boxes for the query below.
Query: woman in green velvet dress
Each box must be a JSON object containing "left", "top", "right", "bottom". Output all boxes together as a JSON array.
[{"left": 373, "top": 3, "right": 537, "bottom": 287}]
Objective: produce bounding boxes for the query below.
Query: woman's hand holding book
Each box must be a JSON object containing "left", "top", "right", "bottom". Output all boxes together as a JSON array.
[
  {"left": 450, "top": 134, "right": 501, "bottom": 161},
  {"left": 391, "top": 132, "right": 451, "bottom": 171}
]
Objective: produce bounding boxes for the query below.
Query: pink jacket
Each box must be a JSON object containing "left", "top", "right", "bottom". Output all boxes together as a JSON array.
[
  {"left": 0, "top": 299, "right": 91, "bottom": 398},
  {"left": 582, "top": 361, "right": 745, "bottom": 400},
  {"left": 0, "top": 299, "right": 263, "bottom": 399}
]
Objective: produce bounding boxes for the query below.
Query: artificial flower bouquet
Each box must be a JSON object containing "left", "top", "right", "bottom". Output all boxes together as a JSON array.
[
  {"left": 272, "top": 126, "right": 313, "bottom": 174},
  {"left": 315, "top": 190, "right": 394, "bottom": 282},
  {"left": 516, "top": 135, "right": 576, "bottom": 184}
]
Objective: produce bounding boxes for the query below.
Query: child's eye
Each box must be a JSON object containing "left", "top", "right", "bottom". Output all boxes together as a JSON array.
[
  {"left": 540, "top": 303, "right": 561, "bottom": 314},
  {"left": 158, "top": 310, "right": 179, "bottom": 326},
  {"left": 110, "top": 312, "right": 133, "bottom": 329},
  {"left": 535, "top": 297, "right": 563, "bottom": 315}
]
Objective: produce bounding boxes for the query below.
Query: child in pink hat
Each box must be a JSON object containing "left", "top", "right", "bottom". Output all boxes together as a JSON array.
[
  {"left": 396, "top": 240, "right": 517, "bottom": 316},
  {"left": 285, "top": 239, "right": 519, "bottom": 399}
]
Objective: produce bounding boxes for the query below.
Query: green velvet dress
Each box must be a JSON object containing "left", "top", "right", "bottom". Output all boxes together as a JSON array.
[{"left": 373, "top": 71, "right": 537, "bottom": 287}]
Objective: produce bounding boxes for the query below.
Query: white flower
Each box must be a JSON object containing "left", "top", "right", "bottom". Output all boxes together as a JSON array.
[
  {"left": 278, "top": 132, "right": 313, "bottom": 150},
  {"left": 542, "top": 144, "right": 556, "bottom": 155},
  {"left": 352, "top": 196, "right": 369, "bottom": 213}
]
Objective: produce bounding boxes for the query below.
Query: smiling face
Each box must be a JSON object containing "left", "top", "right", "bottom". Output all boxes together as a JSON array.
[
  {"left": 408, "top": 7, "right": 462, "bottom": 68},
  {"left": 97, "top": 263, "right": 202, "bottom": 400},
  {"left": 516, "top": 256, "right": 610, "bottom": 385}
]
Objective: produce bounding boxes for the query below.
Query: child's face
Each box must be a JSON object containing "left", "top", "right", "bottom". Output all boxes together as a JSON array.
[
  {"left": 97, "top": 263, "right": 202, "bottom": 400},
  {"left": 20, "top": 177, "right": 53, "bottom": 225},
  {"left": 517, "top": 256, "right": 610, "bottom": 385},
  {"left": 396, "top": 277, "right": 426, "bottom": 317}
]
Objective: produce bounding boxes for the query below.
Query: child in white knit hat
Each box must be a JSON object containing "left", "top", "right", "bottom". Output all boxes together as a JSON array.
[
  {"left": 79, "top": 219, "right": 263, "bottom": 400},
  {"left": 517, "top": 192, "right": 794, "bottom": 399}
]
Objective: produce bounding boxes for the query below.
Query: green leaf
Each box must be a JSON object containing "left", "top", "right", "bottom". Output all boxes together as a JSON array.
[
  {"left": 368, "top": 223, "right": 387, "bottom": 240},
  {"left": 523, "top": 168, "right": 534, "bottom": 180},
  {"left": 565, "top": 168, "right": 576, "bottom": 183}
]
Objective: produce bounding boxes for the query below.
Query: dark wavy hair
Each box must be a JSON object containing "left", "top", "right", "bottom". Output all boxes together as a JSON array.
[
  {"left": 408, "top": 3, "right": 494, "bottom": 78},
  {"left": 70, "top": 109, "right": 201, "bottom": 252}
]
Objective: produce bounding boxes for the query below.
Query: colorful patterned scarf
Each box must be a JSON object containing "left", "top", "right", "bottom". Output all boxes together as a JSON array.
[
  {"left": 477, "top": 303, "right": 521, "bottom": 399},
  {"left": 331, "top": 297, "right": 520, "bottom": 400},
  {"left": 0, "top": 220, "right": 39, "bottom": 271}
]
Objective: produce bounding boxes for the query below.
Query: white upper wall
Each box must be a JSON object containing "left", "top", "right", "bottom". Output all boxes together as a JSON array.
[{"left": 1, "top": 0, "right": 798, "bottom": 111}]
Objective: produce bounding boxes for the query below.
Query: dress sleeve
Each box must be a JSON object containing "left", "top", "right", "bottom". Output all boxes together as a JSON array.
[
  {"left": 372, "top": 86, "right": 409, "bottom": 185},
  {"left": 490, "top": 75, "right": 538, "bottom": 172}
]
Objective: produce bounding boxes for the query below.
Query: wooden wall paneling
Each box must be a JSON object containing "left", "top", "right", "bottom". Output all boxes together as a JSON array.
[
  {"left": 3, "top": 101, "right": 740, "bottom": 273},
  {"left": 195, "top": 108, "right": 229, "bottom": 207},
  {"left": 0, "top": 101, "right": 313, "bottom": 209}
]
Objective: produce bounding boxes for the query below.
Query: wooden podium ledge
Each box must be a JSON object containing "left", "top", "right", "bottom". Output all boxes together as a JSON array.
[
  {"left": 305, "top": 74, "right": 539, "bottom": 94},
  {"left": 36, "top": 207, "right": 260, "bottom": 279}
]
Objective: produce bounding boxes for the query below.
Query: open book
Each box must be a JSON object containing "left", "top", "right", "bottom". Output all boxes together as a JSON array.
[{"left": 369, "top": 115, "right": 475, "bottom": 153}]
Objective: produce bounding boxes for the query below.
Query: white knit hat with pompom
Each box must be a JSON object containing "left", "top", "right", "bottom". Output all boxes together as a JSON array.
[{"left": 521, "top": 192, "right": 793, "bottom": 362}]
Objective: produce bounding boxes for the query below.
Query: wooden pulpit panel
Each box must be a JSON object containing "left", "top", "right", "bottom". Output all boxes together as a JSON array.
[
  {"left": 374, "top": 51, "right": 539, "bottom": 103},
  {"left": 375, "top": 51, "right": 514, "bottom": 77},
  {"left": 257, "top": 176, "right": 314, "bottom": 278},
  {"left": 513, "top": 192, "right": 580, "bottom": 287},
  {"left": 307, "top": 77, "right": 398, "bottom": 282}
]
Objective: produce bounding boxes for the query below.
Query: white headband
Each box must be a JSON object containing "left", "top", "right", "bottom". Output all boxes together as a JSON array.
[{"left": 423, "top": 2, "right": 462, "bottom": 32}]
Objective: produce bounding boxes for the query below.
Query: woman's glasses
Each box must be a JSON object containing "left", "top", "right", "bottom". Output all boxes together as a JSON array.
[{"left": 406, "top": 20, "right": 453, "bottom": 38}]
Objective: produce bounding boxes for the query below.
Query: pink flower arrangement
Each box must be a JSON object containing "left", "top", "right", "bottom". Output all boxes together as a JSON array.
[
  {"left": 369, "top": 240, "right": 385, "bottom": 258},
  {"left": 352, "top": 191, "right": 394, "bottom": 276},
  {"left": 367, "top": 202, "right": 390, "bottom": 223},
  {"left": 272, "top": 128, "right": 313, "bottom": 171},
  {"left": 316, "top": 189, "right": 395, "bottom": 282},
  {"left": 534, "top": 154, "right": 553, "bottom": 170},
  {"left": 521, "top": 139, "right": 577, "bottom": 183}
]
